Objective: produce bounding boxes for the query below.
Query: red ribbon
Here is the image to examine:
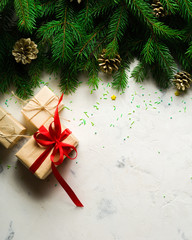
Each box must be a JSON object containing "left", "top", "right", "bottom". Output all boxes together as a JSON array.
[{"left": 29, "top": 94, "right": 83, "bottom": 207}]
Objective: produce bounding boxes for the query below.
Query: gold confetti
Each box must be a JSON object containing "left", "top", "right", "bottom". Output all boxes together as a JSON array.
[{"left": 111, "top": 95, "right": 116, "bottom": 100}]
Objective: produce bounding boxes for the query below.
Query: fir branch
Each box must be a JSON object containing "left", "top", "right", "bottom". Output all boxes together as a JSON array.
[
  {"left": 176, "top": 47, "right": 192, "bottom": 72},
  {"left": 126, "top": 0, "right": 182, "bottom": 39},
  {"left": 107, "top": 5, "right": 128, "bottom": 42},
  {"left": 38, "top": 3, "right": 82, "bottom": 63},
  {"left": 77, "top": 0, "right": 94, "bottom": 31},
  {"left": 87, "top": 62, "right": 100, "bottom": 89},
  {"left": 161, "top": 0, "right": 179, "bottom": 14},
  {"left": 141, "top": 36, "right": 155, "bottom": 64},
  {"left": 60, "top": 66, "right": 79, "bottom": 94},
  {"left": 93, "top": 0, "right": 116, "bottom": 17},
  {"left": 75, "top": 24, "right": 106, "bottom": 60},
  {"left": 131, "top": 61, "right": 148, "bottom": 82},
  {"left": 14, "top": 75, "right": 33, "bottom": 99},
  {"left": 177, "top": 0, "right": 192, "bottom": 21},
  {"left": 14, "top": 0, "right": 37, "bottom": 33},
  {"left": 40, "top": 0, "right": 56, "bottom": 17},
  {"left": 112, "top": 59, "right": 129, "bottom": 91},
  {"left": 153, "top": 40, "right": 177, "bottom": 78},
  {"left": 186, "top": 41, "right": 192, "bottom": 59},
  {"left": 106, "top": 5, "right": 128, "bottom": 57}
]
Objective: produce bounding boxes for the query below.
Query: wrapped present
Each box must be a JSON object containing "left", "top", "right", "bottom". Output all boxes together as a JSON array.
[
  {"left": 0, "top": 106, "right": 26, "bottom": 148},
  {"left": 16, "top": 117, "right": 79, "bottom": 179},
  {"left": 21, "top": 86, "right": 64, "bottom": 129},
  {"left": 16, "top": 95, "right": 83, "bottom": 207}
]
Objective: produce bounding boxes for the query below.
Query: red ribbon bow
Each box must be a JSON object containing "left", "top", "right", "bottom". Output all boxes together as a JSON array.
[{"left": 29, "top": 94, "right": 83, "bottom": 207}]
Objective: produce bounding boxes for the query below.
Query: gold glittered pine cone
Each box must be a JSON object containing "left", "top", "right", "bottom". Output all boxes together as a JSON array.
[
  {"left": 12, "top": 38, "right": 39, "bottom": 65},
  {"left": 98, "top": 50, "right": 121, "bottom": 74},
  {"left": 151, "top": 0, "right": 166, "bottom": 18},
  {"left": 173, "top": 71, "right": 192, "bottom": 91}
]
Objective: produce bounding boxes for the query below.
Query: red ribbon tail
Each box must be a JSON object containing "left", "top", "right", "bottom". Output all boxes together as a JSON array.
[
  {"left": 30, "top": 146, "right": 53, "bottom": 174},
  {"left": 51, "top": 162, "right": 84, "bottom": 207}
]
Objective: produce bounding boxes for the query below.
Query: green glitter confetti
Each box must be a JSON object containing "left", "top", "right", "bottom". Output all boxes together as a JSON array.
[
  {"left": 55, "top": 184, "right": 57, "bottom": 187},
  {"left": 131, "top": 121, "right": 134, "bottom": 125},
  {"left": 113, "top": 105, "right": 116, "bottom": 110},
  {"left": 80, "top": 119, "right": 86, "bottom": 125},
  {"left": 84, "top": 112, "right": 89, "bottom": 118},
  {"left": 136, "top": 105, "right": 140, "bottom": 108},
  {"left": 93, "top": 105, "right": 99, "bottom": 110},
  {"left": 171, "top": 97, "right": 173, "bottom": 102},
  {"left": 170, "top": 117, "right": 172, "bottom": 119},
  {"left": 184, "top": 106, "right": 186, "bottom": 112},
  {"left": 103, "top": 98, "right": 107, "bottom": 100},
  {"left": 63, "top": 106, "right": 72, "bottom": 111},
  {"left": 96, "top": 102, "right": 100, "bottom": 105},
  {"left": 7, "top": 165, "right": 11, "bottom": 169},
  {"left": 128, "top": 113, "right": 131, "bottom": 115},
  {"left": 91, "top": 122, "right": 94, "bottom": 126}
]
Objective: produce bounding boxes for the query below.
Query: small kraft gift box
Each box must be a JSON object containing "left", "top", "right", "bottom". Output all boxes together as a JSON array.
[
  {"left": 21, "top": 86, "right": 64, "bottom": 129},
  {"left": 15, "top": 118, "right": 78, "bottom": 179},
  {"left": 0, "top": 106, "right": 26, "bottom": 149}
]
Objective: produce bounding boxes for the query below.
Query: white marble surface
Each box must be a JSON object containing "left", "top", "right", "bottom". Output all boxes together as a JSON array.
[{"left": 1, "top": 66, "right": 192, "bottom": 240}]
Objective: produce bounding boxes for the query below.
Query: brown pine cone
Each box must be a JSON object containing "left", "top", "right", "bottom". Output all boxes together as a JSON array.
[
  {"left": 12, "top": 38, "right": 39, "bottom": 65},
  {"left": 98, "top": 50, "right": 121, "bottom": 74}
]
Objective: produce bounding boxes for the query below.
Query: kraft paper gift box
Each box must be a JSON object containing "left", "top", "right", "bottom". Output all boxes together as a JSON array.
[
  {"left": 15, "top": 118, "right": 79, "bottom": 180},
  {"left": 0, "top": 106, "right": 26, "bottom": 149},
  {"left": 21, "top": 86, "right": 64, "bottom": 129}
]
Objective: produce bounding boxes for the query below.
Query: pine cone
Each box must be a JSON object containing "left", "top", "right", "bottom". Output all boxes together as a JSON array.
[
  {"left": 12, "top": 38, "right": 39, "bottom": 65},
  {"left": 173, "top": 71, "right": 192, "bottom": 91},
  {"left": 151, "top": 0, "right": 166, "bottom": 18},
  {"left": 98, "top": 50, "right": 121, "bottom": 74}
]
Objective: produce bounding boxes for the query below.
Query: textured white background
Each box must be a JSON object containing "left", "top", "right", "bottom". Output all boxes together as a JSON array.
[{"left": 1, "top": 66, "right": 192, "bottom": 240}]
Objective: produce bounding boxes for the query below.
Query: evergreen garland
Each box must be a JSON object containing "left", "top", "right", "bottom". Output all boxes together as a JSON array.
[{"left": 0, "top": 0, "right": 192, "bottom": 98}]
